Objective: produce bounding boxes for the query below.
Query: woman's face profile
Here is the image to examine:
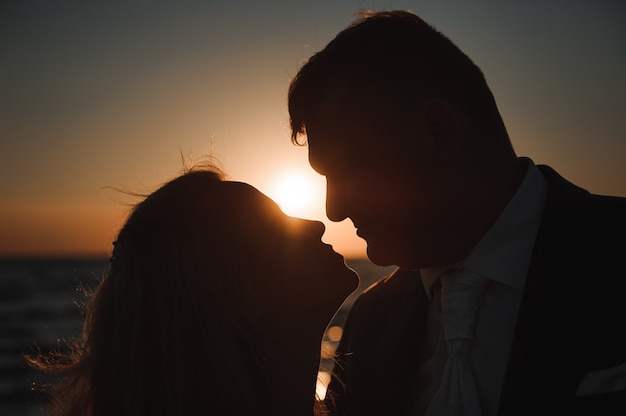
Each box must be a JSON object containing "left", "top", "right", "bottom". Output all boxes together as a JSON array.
[{"left": 227, "top": 182, "right": 358, "bottom": 319}]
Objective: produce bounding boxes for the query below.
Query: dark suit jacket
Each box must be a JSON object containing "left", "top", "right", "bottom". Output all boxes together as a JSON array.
[{"left": 325, "top": 165, "right": 626, "bottom": 415}]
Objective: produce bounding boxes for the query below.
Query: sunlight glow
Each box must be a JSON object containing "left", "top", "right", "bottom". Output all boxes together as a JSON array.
[
  {"left": 326, "top": 326, "right": 343, "bottom": 342},
  {"left": 267, "top": 170, "right": 325, "bottom": 219},
  {"left": 316, "top": 371, "right": 331, "bottom": 400}
]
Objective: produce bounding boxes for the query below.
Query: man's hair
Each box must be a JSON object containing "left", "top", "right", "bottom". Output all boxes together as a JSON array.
[{"left": 288, "top": 10, "right": 506, "bottom": 144}]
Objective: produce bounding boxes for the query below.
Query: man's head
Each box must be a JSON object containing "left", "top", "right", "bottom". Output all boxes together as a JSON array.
[
  {"left": 289, "top": 10, "right": 508, "bottom": 146},
  {"left": 288, "top": 10, "right": 518, "bottom": 269}
]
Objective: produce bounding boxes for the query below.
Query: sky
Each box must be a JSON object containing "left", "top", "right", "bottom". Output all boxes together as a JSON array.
[{"left": 1, "top": 1, "right": 625, "bottom": 259}]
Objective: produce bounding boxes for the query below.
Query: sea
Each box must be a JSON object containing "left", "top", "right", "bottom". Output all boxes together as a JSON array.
[{"left": 0, "top": 257, "right": 395, "bottom": 416}]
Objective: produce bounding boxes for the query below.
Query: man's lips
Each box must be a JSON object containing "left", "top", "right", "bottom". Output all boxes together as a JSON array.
[{"left": 354, "top": 221, "right": 371, "bottom": 239}]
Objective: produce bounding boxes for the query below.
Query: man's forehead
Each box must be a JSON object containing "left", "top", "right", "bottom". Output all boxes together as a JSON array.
[
  {"left": 306, "top": 96, "right": 384, "bottom": 142},
  {"left": 305, "top": 128, "right": 349, "bottom": 175},
  {"left": 303, "top": 89, "right": 410, "bottom": 174},
  {"left": 305, "top": 118, "right": 380, "bottom": 176}
]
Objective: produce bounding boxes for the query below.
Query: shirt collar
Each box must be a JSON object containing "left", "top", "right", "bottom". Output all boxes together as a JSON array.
[{"left": 421, "top": 157, "right": 547, "bottom": 299}]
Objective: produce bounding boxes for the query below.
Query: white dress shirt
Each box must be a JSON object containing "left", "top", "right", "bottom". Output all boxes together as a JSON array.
[{"left": 418, "top": 157, "right": 547, "bottom": 415}]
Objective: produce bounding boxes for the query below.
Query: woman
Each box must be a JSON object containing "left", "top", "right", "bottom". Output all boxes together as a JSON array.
[{"left": 29, "top": 164, "right": 358, "bottom": 416}]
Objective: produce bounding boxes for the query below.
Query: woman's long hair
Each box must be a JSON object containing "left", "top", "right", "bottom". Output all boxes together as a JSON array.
[{"left": 28, "top": 167, "right": 277, "bottom": 415}]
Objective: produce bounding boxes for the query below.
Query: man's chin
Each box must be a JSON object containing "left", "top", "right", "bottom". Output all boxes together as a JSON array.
[
  {"left": 365, "top": 246, "right": 397, "bottom": 267},
  {"left": 366, "top": 243, "right": 420, "bottom": 269}
]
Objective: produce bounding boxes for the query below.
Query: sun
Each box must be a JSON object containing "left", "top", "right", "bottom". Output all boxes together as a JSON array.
[{"left": 267, "top": 169, "right": 326, "bottom": 219}]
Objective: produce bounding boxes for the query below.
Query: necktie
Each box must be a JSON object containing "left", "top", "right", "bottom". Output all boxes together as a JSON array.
[{"left": 425, "top": 268, "right": 490, "bottom": 416}]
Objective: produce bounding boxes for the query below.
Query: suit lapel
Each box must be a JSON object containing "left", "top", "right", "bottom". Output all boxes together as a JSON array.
[{"left": 498, "top": 165, "right": 592, "bottom": 414}]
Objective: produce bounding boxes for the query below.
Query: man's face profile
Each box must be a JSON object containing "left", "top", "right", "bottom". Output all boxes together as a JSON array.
[{"left": 305, "top": 98, "right": 448, "bottom": 268}]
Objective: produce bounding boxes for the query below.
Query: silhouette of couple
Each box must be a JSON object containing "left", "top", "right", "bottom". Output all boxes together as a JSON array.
[{"left": 31, "top": 10, "right": 626, "bottom": 416}]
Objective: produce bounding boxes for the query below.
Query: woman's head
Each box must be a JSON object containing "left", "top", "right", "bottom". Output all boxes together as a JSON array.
[{"left": 82, "top": 165, "right": 357, "bottom": 415}]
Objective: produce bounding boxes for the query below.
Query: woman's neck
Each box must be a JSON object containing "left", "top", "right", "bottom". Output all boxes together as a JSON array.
[{"left": 260, "top": 325, "right": 325, "bottom": 415}]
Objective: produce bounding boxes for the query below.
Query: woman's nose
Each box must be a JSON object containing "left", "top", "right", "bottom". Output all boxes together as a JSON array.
[{"left": 304, "top": 219, "right": 326, "bottom": 238}]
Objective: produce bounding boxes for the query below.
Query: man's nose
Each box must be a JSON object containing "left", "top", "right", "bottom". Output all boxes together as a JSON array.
[{"left": 325, "top": 179, "right": 350, "bottom": 222}]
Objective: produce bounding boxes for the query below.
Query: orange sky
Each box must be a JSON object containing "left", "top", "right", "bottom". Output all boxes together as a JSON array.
[{"left": 1, "top": 2, "right": 625, "bottom": 259}]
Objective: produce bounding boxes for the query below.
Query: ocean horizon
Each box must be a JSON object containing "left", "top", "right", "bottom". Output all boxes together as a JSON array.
[{"left": 0, "top": 257, "right": 395, "bottom": 415}]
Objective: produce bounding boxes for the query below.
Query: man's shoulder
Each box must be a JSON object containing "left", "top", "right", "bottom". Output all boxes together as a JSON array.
[
  {"left": 327, "top": 269, "right": 427, "bottom": 416},
  {"left": 346, "top": 267, "right": 423, "bottom": 324},
  {"left": 538, "top": 164, "right": 626, "bottom": 211},
  {"left": 538, "top": 164, "right": 626, "bottom": 239}
]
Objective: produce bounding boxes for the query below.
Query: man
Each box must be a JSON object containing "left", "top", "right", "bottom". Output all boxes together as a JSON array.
[{"left": 288, "top": 10, "right": 626, "bottom": 416}]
